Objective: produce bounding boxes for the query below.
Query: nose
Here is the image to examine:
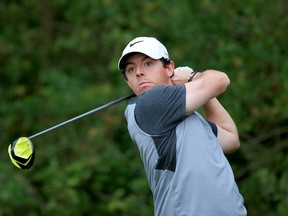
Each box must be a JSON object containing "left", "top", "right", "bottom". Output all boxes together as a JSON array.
[{"left": 136, "top": 67, "right": 144, "bottom": 77}]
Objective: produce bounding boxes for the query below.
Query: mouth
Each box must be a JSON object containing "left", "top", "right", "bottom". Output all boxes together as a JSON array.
[
  {"left": 137, "top": 80, "right": 155, "bottom": 94},
  {"left": 138, "top": 81, "right": 149, "bottom": 87}
]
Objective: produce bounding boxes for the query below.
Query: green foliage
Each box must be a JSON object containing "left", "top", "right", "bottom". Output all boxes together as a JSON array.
[{"left": 0, "top": 0, "right": 287, "bottom": 215}]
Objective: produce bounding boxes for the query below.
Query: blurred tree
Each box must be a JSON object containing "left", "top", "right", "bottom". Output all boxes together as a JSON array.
[{"left": 0, "top": 0, "right": 287, "bottom": 215}]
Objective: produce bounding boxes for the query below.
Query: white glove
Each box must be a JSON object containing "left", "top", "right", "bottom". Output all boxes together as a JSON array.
[{"left": 174, "top": 66, "right": 194, "bottom": 73}]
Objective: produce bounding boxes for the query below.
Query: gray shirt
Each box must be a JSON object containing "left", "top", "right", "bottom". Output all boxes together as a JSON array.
[{"left": 125, "top": 85, "right": 247, "bottom": 216}]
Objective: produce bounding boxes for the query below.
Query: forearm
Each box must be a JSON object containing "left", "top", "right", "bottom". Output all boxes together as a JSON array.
[
  {"left": 204, "top": 98, "right": 237, "bottom": 133},
  {"left": 204, "top": 98, "right": 240, "bottom": 153},
  {"left": 173, "top": 68, "right": 230, "bottom": 96}
]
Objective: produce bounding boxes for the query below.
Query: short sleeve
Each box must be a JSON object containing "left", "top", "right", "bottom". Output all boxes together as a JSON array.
[{"left": 135, "top": 85, "right": 186, "bottom": 135}]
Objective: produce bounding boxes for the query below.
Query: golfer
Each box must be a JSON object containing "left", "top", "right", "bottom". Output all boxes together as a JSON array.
[{"left": 118, "top": 36, "right": 247, "bottom": 216}]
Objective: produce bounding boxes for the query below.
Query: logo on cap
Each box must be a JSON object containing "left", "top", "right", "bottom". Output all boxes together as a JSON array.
[{"left": 129, "top": 40, "right": 144, "bottom": 47}]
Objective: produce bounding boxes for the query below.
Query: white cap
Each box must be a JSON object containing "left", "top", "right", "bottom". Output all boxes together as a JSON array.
[{"left": 118, "top": 36, "right": 170, "bottom": 70}]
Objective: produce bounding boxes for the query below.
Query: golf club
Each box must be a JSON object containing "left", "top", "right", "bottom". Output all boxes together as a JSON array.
[{"left": 8, "top": 93, "right": 135, "bottom": 169}]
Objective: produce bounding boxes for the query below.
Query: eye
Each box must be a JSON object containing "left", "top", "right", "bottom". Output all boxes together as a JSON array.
[
  {"left": 144, "top": 60, "right": 154, "bottom": 68},
  {"left": 125, "top": 65, "right": 136, "bottom": 74}
]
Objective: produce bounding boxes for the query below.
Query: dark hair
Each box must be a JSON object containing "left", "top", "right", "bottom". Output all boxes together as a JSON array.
[{"left": 160, "top": 58, "right": 171, "bottom": 68}]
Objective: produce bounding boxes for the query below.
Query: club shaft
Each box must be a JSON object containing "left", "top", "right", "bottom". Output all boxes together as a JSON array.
[{"left": 29, "top": 93, "right": 135, "bottom": 139}]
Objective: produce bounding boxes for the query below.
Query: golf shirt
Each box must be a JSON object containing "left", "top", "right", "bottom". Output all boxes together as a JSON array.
[{"left": 125, "top": 85, "right": 247, "bottom": 216}]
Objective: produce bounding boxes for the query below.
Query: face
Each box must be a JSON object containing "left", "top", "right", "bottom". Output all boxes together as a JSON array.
[{"left": 123, "top": 53, "right": 174, "bottom": 95}]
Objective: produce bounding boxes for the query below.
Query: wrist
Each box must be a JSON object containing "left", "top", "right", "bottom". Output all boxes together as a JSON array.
[{"left": 188, "top": 71, "right": 198, "bottom": 82}]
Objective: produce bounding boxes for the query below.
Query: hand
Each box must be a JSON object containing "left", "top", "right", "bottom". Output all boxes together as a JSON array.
[{"left": 172, "top": 66, "right": 194, "bottom": 85}]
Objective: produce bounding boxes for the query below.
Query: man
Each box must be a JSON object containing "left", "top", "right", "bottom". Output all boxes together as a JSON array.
[{"left": 118, "top": 36, "right": 247, "bottom": 216}]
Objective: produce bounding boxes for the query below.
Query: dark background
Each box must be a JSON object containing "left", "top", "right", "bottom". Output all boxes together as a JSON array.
[{"left": 1, "top": 0, "right": 287, "bottom": 215}]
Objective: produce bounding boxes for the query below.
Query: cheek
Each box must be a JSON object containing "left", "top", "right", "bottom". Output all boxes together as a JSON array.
[
  {"left": 126, "top": 77, "right": 137, "bottom": 89},
  {"left": 155, "top": 71, "right": 171, "bottom": 84}
]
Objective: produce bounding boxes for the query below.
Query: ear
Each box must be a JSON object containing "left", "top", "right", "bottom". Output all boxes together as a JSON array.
[{"left": 166, "top": 60, "right": 175, "bottom": 77}]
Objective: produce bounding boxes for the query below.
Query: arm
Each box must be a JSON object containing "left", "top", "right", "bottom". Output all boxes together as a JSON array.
[
  {"left": 204, "top": 98, "right": 240, "bottom": 153},
  {"left": 172, "top": 67, "right": 230, "bottom": 112},
  {"left": 172, "top": 67, "right": 239, "bottom": 153},
  {"left": 185, "top": 70, "right": 230, "bottom": 113}
]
